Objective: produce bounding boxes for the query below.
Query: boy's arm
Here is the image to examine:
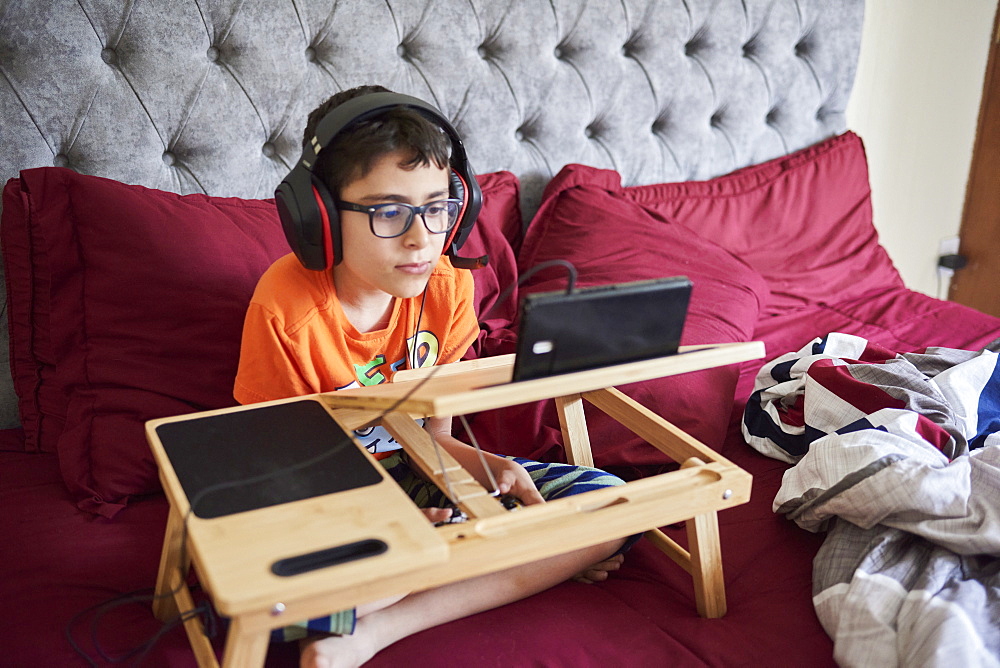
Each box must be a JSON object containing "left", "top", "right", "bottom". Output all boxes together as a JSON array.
[{"left": 424, "top": 416, "right": 545, "bottom": 506}]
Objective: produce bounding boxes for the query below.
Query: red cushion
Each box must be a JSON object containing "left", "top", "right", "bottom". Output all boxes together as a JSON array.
[
  {"left": 473, "top": 170, "right": 523, "bottom": 252},
  {"left": 467, "top": 167, "right": 769, "bottom": 469},
  {"left": 624, "top": 131, "right": 904, "bottom": 315},
  {"left": 0, "top": 168, "right": 522, "bottom": 516},
  {"left": 2, "top": 179, "right": 60, "bottom": 452},
  {"left": 460, "top": 171, "right": 522, "bottom": 358},
  {"left": 2, "top": 168, "right": 291, "bottom": 515}
]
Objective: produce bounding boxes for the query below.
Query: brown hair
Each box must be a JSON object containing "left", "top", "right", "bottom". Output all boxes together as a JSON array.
[{"left": 303, "top": 85, "right": 452, "bottom": 198}]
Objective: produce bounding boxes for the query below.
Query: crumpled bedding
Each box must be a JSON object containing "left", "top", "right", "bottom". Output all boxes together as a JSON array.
[{"left": 743, "top": 332, "right": 1000, "bottom": 667}]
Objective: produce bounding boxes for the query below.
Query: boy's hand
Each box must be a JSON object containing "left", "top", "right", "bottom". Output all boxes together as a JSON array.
[
  {"left": 426, "top": 418, "right": 546, "bottom": 506},
  {"left": 421, "top": 507, "right": 454, "bottom": 524},
  {"left": 491, "top": 458, "right": 545, "bottom": 506}
]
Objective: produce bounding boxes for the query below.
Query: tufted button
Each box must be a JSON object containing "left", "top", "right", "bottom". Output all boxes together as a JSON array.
[
  {"left": 101, "top": 47, "right": 118, "bottom": 65},
  {"left": 765, "top": 108, "right": 779, "bottom": 125},
  {"left": 396, "top": 43, "right": 408, "bottom": 58},
  {"left": 162, "top": 151, "right": 177, "bottom": 167},
  {"left": 53, "top": 153, "right": 70, "bottom": 168},
  {"left": 622, "top": 33, "right": 641, "bottom": 59},
  {"left": 684, "top": 40, "right": 698, "bottom": 57},
  {"left": 477, "top": 44, "right": 490, "bottom": 59},
  {"left": 305, "top": 46, "right": 317, "bottom": 62},
  {"left": 794, "top": 40, "right": 809, "bottom": 58},
  {"left": 206, "top": 46, "right": 220, "bottom": 62},
  {"left": 742, "top": 40, "right": 757, "bottom": 58},
  {"left": 514, "top": 129, "right": 525, "bottom": 142},
  {"left": 262, "top": 142, "right": 276, "bottom": 158},
  {"left": 553, "top": 46, "right": 564, "bottom": 60},
  {"left": 584, "top": 124, "right": 598, "bottom": 139},
  {"left": 709, "top": 112, "right": 723, "bottom": 128},
  {"left": 651, "top": 117, "right": 667, "bottom": 135}
]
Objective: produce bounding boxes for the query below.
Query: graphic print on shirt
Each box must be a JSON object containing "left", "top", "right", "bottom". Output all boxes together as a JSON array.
[
  {"left": 338, "top": 329, "right": 441, "bottom": 456},
  {"left": 406, "top": 329, "right": 440, "bottom": 370}
]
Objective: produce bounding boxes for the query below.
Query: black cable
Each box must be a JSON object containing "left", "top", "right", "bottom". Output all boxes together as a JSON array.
[
  {"left": 486, "top": 259, "right": 578, "bottom": 322},
  {"left": 66, "top": 586, "right": 218, "bottom": 667},
  {"left": 523, "top": 258, "right": 578, "bottom": 294},
  {"left": 130, "top": 601, "right": 219, "bottom": 667},
  {"left": 409, "top": 282, "right": 430, "bottom": 370}
]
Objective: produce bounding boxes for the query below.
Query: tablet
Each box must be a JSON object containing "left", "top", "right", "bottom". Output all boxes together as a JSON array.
[{"left": 511, "top": 276, "right": 692, "bottom": 382}]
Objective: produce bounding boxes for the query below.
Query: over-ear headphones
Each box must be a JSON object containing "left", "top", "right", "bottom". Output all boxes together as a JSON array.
[{"left": 275, "top": 91, "right": 485, "bottom": 271}]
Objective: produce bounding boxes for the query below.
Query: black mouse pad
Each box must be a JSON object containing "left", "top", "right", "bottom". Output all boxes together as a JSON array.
[{"left": 156, "top": 399, "right": 383, "bottom": 519}]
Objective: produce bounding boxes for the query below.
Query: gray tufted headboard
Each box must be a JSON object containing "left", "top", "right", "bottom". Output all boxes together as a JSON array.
[{"left": 0, "top": 0, "right": 863, "bottom": 429}]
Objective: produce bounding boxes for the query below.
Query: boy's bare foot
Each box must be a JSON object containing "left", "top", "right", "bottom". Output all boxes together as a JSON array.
[
  {"left": 300, "top": 630, "right": 378, "bottom": 668},
  {"left": 572, "top": 553, "right": 624, "bottom": 584}
]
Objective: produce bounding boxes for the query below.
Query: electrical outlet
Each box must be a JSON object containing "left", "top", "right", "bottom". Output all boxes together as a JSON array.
[
  {"left": 938, "top": 236, "right": 961, "bottom": 277},
  {"left": 937, "top": 235, "right": 961, "bottom": 299},
  {"left": 939, "top": 235, "right": 960, "bottom": 260}
]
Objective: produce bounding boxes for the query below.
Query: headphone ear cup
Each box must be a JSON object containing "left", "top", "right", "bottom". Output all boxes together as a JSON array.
[
  {"left": 310, "top": 176, "right": 341, "bottom": 268},
  {"left": 273, "top": 163, "right": 341, "bottom": 271},
  {"left": 277, "top": 165, "right": 327, "bottom": 271},
  {"left": 449, "top": 170, "right": 465, "bottom": 202},
  {"left": 443, "top": 170, "right": 468, "bottom": 252},
  {"left": 445, "top": 169, "right": 482, "bottom": 254}
]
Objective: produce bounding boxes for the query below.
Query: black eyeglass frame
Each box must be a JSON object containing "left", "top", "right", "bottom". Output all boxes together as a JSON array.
[{"left": 336, "top": 198, "right": 463, "bottom": 238}]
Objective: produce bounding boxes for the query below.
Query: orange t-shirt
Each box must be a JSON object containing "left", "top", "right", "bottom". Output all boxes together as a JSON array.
[{"left": 234, "top": 253, "right": 478, "bottom": 456}]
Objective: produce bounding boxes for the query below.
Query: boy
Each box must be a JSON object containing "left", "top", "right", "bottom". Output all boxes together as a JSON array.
[{"left": 234, "top": 85, "right": 629, "bottom": 668}]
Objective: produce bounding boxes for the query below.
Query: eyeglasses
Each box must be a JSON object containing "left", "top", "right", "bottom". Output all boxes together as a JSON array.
[{"left": 336, "top": 199, "right": 462, "bottom": 238}]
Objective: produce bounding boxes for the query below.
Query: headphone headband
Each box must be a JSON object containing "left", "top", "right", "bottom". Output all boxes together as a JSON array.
[
  {"left": 309, "top": 93, "right": 469, "bottom": 164},
  {"left": 276, "top": 91, "right": 484, "bottom": 271}
]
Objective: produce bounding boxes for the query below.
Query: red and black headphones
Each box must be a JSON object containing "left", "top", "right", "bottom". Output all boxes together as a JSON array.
[{"left": 275, "top": 91, "right": 485, "bottom": 271}]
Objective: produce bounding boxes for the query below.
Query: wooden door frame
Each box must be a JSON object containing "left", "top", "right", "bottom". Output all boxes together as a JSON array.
[{"left": 950, "top": 0, "right": 1000, "bottom": 315}]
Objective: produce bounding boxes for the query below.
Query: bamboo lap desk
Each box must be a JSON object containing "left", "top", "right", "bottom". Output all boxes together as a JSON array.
[{"left": 147, "top": 341, "right": 764, "bottom": 667}]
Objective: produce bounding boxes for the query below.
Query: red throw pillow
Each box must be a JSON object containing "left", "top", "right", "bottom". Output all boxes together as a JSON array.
[
  {"left": 466, "top": 167, "right": 770, "bottom": 470},
  {"left": 2, "top": 168, "right": 290, "bottom": 516},
  {"left": 460, "top": 171, "right": 522, "bottom": 359},
  {"left": 624, "top": 131, "right": 904, "bottom": 314},
  {"left": 0, "top": 168, "right": 522, "bottom": 516},
  {"left": 2, "top": 178, "right": 59, "bottom": 452}
]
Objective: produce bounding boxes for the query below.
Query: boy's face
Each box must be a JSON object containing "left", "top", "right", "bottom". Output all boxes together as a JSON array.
[{"left": 334, "top": 150, "right": 451, "bottom": 302}]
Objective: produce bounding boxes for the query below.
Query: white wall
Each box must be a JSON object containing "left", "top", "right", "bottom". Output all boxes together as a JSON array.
[{"left": 847, "top": 0, "right": 995, "bottom": 299}]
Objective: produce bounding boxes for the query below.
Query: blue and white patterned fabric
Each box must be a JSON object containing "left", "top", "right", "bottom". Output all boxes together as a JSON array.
[{"left": 743, "top": 332, "right": 1000, "bottom": 667}]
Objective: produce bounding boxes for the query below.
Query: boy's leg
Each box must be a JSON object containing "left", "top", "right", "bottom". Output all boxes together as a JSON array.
[
  {"left": 512, "top": 456, "right": 642, "bottom": 554},
  {"left": 271, "top": 453, "right": 420, "bottom": 643},
  {"left": 299, "top": 454, "right": 632, "bottom": 664},
  {"left": 301, "top": 536, "right": 626, "bottom": 668},
  {"left": 511, "top": 456, "right": 627, "bottom": 500},
  {"left": 272, "top": 595, "right": 408, "bottom": 643}
]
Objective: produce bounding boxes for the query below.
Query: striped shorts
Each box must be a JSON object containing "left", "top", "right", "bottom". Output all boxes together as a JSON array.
[{"left": 271, "top": 452, "right": 630, "bottom": 641}]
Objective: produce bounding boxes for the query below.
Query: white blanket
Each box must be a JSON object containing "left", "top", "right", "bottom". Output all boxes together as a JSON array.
[{"left": 743, "top": 333, "right": 1000, "bottom": 667}]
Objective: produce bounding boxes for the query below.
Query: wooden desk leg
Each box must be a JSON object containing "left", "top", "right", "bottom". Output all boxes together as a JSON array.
[
  {"left": 153, "top": 506, "right": 221, "bottom": 666},
  {"left": 153, "top": 506, "right": 188, "bottom": 621},
  {"left": 173, "top": 571, "right": 221, "bottom": 668},
  {"left": 222, "top": 617, "right": 269, "bottom": 668},
  {"left": 687, "top": 509, "right": 727, "bottom": 618},
  {"left": 554, "top": 394, "right": 594, "bottom": 467}
]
